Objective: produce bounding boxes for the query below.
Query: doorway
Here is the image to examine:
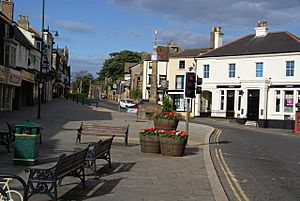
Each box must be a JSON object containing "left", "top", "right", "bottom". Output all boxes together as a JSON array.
[
  {"left": 247, "top": 90, "right": 260, "bottom": 121},
  {"left": 226, "top": 90, "right": 235, "bottom": 118}
]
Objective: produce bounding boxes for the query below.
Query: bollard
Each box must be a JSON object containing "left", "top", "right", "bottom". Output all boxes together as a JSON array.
[
  {"left": 76, "top": 98, "right": 79, "bottom": 104},
  {"left": 96, "top": 102, "right": 98, "bottom": 108},
  {"left": 82, "top": 99, "right": 84, "bottom": 105}
]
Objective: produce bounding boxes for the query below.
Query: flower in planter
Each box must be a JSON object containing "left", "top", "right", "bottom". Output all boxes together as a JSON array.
[
  {"left": 158, "top": 130, "right": 188, "bottom": 140},
  {"left": 153, "top": 112, "right": 182, "bottom": 120},
  {"left": 139, "top": 127, "right": 159, "bottom": 136}
]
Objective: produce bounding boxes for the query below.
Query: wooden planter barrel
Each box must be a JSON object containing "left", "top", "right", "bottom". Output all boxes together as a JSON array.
[
  {"left": 154, "top": 119, "right": 179, "bottom": 130},
  {"left": 139, "top": 134, "right": 160, "bottom": 153},
  {"left": 159, "top": 137, "right": 187, "bottom": 157}
]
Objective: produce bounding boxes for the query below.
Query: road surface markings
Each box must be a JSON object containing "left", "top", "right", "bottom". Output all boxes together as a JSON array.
[
  {"left": 216, "top": 147, "right": 250, "bottom": 201},
  {"left": 214, "top": 129, "right": 222, "bottom": 145}
]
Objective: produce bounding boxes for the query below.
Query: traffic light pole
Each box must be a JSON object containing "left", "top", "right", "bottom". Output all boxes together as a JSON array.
[{"left": 185, "top": 98, "right": 190, "bottom": 133}]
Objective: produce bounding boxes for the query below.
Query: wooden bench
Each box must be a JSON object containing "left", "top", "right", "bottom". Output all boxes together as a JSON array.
[
  {"left": 0, "top": 122, "right": 16, "bottom": 152},
  {"left": 76, "top": 122, "right": 129, "bottom": 146},
  {"left": 85, "top": 136, "right": 114, "bottom": 176},
  {"left": 25, "top": 146, "right": 90, "bottom": 201}
]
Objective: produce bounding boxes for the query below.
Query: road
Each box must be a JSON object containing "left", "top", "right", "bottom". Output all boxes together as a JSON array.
[{"left": 192, "top": 118, "right": 300, "bottom": 201}]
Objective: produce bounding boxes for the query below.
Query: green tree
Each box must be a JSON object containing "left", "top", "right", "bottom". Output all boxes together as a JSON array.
[
  {"left": 97, "top": 50, "right": 142, "bottom": 82},
  {"left": 162, "top": 97, "right": 173, "bottom": 112},
  {"left": 71, "top": 70, "right": 93, "bottom": 94},
  {"left": 129, "top": 88, "right": 142, "bottom": 99}
]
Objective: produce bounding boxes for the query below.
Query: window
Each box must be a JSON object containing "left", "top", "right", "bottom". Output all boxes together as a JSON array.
[
  {"left": 175, "top": 75, "right": 184, "bottom": 89},
  {"left": 159, "top": 75, "right": 166, "bottom": 85},
  {"left": 286, "top": 61, "right": 294, "bottom": 77},
  {"left": 204, "top": 65, "right": 209, "bottom": 78},
  {"left": 179, "top": 60, "right": 185, "bottom": 69},
  {"left": 229, "top": 63, "right": 235, "bottom": 78},
  {"left": 149, "top": 62, "right": 152, "bottom": 69},
  {"left": 284, "top": 91, "right": 293, "bottom": 113},
  {"left": 148, "top": 74, "right": 152, "bottom": 84},
  {"left": 275, "top": 90, "right": 281, "bottom": 112},
  {"left": 256, "top": 62, "right": 263, "bottom": 77},
  {"left": 220, "top": 90, "right": 224, "bottom": 110}
]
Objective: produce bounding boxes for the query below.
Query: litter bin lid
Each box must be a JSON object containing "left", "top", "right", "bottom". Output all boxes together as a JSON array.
[{"left": 15, "top": 121, "right": 42, "bottom": 128}]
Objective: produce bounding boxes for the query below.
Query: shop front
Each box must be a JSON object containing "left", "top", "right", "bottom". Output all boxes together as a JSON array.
[{"left": 0, "top": 66, "right": 22, "bottom": 111}]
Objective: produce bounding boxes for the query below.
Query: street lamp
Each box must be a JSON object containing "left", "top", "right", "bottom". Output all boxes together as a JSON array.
[
  {"left": 37, "top": 0, "right": 59, "bottom": 119},
  {"left": 37, "top": 0, "right": 45, "bottom": 119}
]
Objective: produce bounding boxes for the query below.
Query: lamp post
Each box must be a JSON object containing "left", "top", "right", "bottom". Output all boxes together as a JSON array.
[{"left": 37, "top": 0, "right": 45, "bottom": 119}]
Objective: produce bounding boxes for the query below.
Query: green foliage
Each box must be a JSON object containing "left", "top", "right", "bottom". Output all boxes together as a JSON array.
[
  {"left": 129, "top": 88, "right": 142, "bottom": 99},
  {"left": 97, "top": 50, "right": 142, "bottom": 82},
  {"left": 162, "top": 97, "right": 173, "bottom": 112},
  {"left": 71, "top": 70, "right": 93, "bottom": 94},
  {"left": 69, "top": 93, "right": 88, "bottom": 99}
]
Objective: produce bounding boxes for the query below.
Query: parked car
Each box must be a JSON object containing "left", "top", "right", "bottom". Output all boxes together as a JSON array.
[
  {"left": 119, "top": 98, "right": 135, "bottom": 109},
  {"left": 126, "top": 99, "right": 148, "bottom": 114}
]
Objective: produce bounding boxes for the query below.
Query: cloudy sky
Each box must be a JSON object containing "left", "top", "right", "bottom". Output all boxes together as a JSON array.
[{"left": 13, "top": 0, "right": 300, "bottom": 77}]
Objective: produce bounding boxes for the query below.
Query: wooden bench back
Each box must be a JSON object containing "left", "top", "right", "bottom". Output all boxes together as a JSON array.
[
  {"left": 95, "top": 136, "right": 114, "bottom": 156},
  {"left": 56, "top": 147, "right": 89, "bottom": 178}
]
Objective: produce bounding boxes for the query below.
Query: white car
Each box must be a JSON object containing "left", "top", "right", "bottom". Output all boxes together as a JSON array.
[{"left": 119, "top": 99, "right": 135, "bottom": 109}]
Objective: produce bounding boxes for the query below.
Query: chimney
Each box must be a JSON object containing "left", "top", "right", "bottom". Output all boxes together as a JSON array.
[
  {"left": 210, "top": 26, "right": 224, "bottom": 49},
  {"left": 255, "top": 21, "right": 268, "bottom": 37},
  {"left": 1, "top": 0, "right": 14, "bottom": 21},
  {"left": 17, "top": 15, "right": 30, "bottom": 30}
]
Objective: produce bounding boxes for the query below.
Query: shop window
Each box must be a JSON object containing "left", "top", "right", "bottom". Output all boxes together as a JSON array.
[
  {"left": 220, "top": 90, "right": 224, "bottom": 110},
  {"left": 284, "top": 91, "right": 294, "bottom": 113},
  {"left": 275, "top": 90, "right": 281, "bottom": 112},
  {"left": 174, "top": 94, "right": 185, "bottom": 112}
]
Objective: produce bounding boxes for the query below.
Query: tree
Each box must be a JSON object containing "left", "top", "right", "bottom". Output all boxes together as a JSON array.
[
  {"left": 97, "top": 50, "right": 142, "bottom": 82},
  {"left": 71, "top": 70, "right": 93, "bottom": 94}
]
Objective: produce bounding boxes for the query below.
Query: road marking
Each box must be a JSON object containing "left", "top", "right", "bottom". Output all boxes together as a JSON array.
[
  {"left": 216, "top": 148, "right": 250, "bottom": 201},
  {"left": 214, "top": 129, "right": 222, "bottom": 145}
]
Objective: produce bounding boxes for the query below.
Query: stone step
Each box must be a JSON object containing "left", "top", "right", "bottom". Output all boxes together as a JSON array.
[{"left": 245, "top": 120, "right": 258, "bottom": 127}]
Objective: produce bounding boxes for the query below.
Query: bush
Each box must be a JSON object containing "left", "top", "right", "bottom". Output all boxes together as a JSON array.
[
  {"left": 162, "top": 97, "right": 173, "bottom": 112},
  {"left": 129, "top": 88, "right": 142, "bottom": 99}
]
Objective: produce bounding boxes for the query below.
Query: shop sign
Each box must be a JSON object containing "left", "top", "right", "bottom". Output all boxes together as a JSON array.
[
  {"left": 21, "top": 70, "right": 35, "bottom": 83},
  {"left": 7, "top": 68, "right": 22, "bottom": 86},
  {"left": 0, "top": 65, "right": 6, "bottom": 84}
]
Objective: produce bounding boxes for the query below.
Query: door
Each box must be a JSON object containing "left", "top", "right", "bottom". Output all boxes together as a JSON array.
[
  {"left": 226, "top": 90, "right": 235, "bottom": 118},
  {"left": 247, "top": 90, "right": 260, "bottom": 121}
]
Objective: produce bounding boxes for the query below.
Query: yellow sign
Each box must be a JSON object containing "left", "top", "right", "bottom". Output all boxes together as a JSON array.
[{"left": 21, "top": 70, "right": 35, "bottom": 83}]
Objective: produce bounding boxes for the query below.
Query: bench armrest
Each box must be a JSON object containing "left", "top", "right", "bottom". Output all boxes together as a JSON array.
[{"left": 25, "top": 154, "right": 65, "bottom": 181}]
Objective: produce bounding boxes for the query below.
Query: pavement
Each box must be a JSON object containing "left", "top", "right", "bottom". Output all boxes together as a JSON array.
[{"left": 0, "top": 98, "right": 227, "bottom": 201}]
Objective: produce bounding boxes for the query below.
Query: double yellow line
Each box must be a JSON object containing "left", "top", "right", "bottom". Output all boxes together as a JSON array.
[{"left": 214, "top": 129, "right": 250, "bottom": 201}]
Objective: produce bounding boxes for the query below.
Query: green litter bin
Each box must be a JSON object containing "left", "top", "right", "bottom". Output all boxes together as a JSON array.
[{"left": 13, "top": 121, "right": 42, "bottom": 165}]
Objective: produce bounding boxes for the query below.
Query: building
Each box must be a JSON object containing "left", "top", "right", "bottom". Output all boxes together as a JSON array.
[
  {"left": 0, "top": 1, "right": 22, "bottom": 111},
  {"left": 142, "top": 41, "right": 182, "bottom": 104},
  {"left": 196, "top": 21, "right": 300, "bottom": 129}
]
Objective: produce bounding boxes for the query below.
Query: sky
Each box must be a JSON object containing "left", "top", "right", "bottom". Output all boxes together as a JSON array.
[{"left": 12, "top": 0, "right": 300, "bottom": 78}]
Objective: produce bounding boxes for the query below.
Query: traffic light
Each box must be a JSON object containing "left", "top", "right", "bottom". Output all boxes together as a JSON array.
[
  {"left": 196, "top": 76, "right": 202, "bottom": 94},
  {"left": 185, "top": 72, "right": 196, "bottom": 98}
]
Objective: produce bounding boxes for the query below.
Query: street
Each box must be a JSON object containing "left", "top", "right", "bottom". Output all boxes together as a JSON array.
[{"left": 192, "top": 118, "right": 300, "bottom": 201}]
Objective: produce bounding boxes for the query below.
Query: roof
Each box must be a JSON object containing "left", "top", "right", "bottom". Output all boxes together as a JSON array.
[
  {"left": 14, "top": 25, "right": 34, "bottom": 49},
  {"left": 124, "top": 62, "right": 139, "bottom": 73},
  {"left": 199, "top": 31, "right": 300, "bottom": 58},
  {"left": 171, "top": 48, "right": 212, "bottom": 58},
  {"left": 144, "top": 46, "right": 172, "bottom": 61}
]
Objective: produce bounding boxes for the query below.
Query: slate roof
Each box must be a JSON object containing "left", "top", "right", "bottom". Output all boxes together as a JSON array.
[
  {"left": 199, "top": 31, "right": 300, "bottom": 58},
  {"left": 144, "top": 46, "right": 172, "bottom": 61},
  {"left": 171, "top": 48, "right": 212, "bottom": 58}
]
